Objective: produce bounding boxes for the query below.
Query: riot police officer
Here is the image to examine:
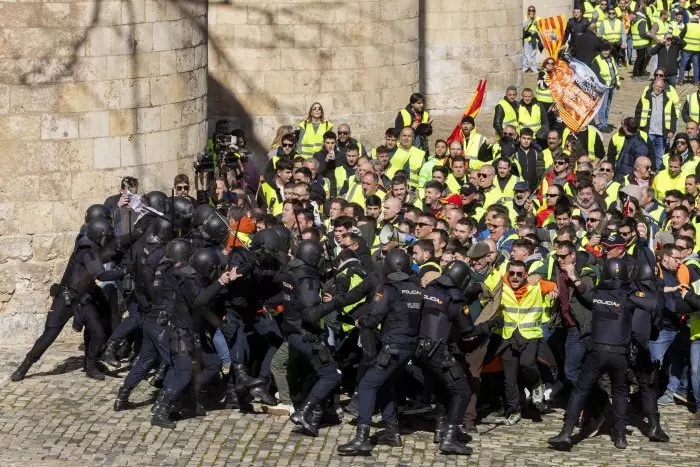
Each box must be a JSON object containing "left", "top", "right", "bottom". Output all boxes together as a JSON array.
[
  {"left": 279, "top": 239, "right": 343, "bottom": 437},
  {"left": 548, "top": 258, "right": 635, "bottom": 450},
  {"left": 337, "top": 249, "right": 424, "bottom": 456},
  {"left": 11, "top": 218, "right": 127, "bottom": 382}
]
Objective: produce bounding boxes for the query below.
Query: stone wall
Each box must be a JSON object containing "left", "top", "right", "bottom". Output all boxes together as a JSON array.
[
  {"left": 208, "top": 0, "right": 420, "bottom": 155},
  {"left": 0, "top": 0, "right": 208, "bottom": 343}
]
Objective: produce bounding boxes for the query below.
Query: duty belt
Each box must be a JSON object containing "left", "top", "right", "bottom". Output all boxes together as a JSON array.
[{"left": 592, "top": 343, "right": 629, "bottom": 355}]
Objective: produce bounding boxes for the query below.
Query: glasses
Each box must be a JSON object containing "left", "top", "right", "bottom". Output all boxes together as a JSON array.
[
  {"left": 654, "top": 73, "right": 665, "bottom": 77},
  {"left": 417, "top": 222, "right": 431, "bottom": 228},
  {"left": 555, "top": 160, "right": 567, "bottom": 166},
  {"left": 556, "top": 253, "right": 571, "bottom": 259},
  {"left": 504, "top": 132, "right": 516, "bottom": 137},
  {"left": 670, "top": 256, "right": 683, "bottom": 261},
  {"left": 546, "top": 193, "right": 559, "bottom": 198},
  {"left": 618, "top": 230, "right": 632, "bottom": 236},
  {"left": 338, "top": 131, "right": 349, "bottom": 135},
  {"left": 528, "top": 8, "right": 535, "bottom": 12},
  {"left": 281, "top": 143, "right": 294, "bottom": 148},
  {"left": 311, "top": 106, "right": 322, "bottom": 110},
  {"left": 175, "top": 185, "right": 189, "bottom": 191},
  {"left": 508, "top": 271, "right": 525, "bottom": 277},
  {"left": 477, "top": 173, "right": 489, "bottom": 178},
  {"left": 587, "top": 217, "right": 601, "bottom": 223},
  {"left": 599, "top": 167, "right": 612, "bottom": 173}
]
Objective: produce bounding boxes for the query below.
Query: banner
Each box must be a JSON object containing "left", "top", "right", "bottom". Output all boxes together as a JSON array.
[
  {"left": 537, "top": 15, "right": 566, "bottom": 58},
  {"left": 548, "top": 56, "right": 607, "bottom": 133},
  {"left": 446, "top": 79, "right": 488, "bottom": 144}
]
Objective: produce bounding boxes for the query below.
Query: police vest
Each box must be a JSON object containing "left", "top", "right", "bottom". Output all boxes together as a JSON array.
[
  {"left": 420, "top": 285, "right": 464, "bottom": 340},
  {"left": 496, "top": 99, "right": 519, "bottom": 131},
  {"left": 601, "top": 18, "right": 624, "bottom": 43},
  {"left": 593, "top": 54, "right": 619, "bottom": 87},
  {"left": 639, "top": 92, "right": 674, "bottom": 132},
  {"left": 686, "top": 92, "right": 700, "bottom": 123},
  {"left": 400, "top": 109, "right": 430, "bottom": 128},
  {"left": 631, "top": 17, "right": 650, "bottom": 48},
  {"left": 386, "top": 146, "right": 426, "bottom": 188},
  {"left": 336, "top": 262, "right": 367, "bottom": 332},
  {"left": 518, "top": 103, "right": 543, "bottom": 135},
  {"left": 685, "top": 22, "right": 700, "bottom": 52},
  {"left": 261, "top": 182, "right": 283, "bottom": 216},
  {"left": 298, "top": 120, "right": 333, "bottom": 158},
  {"left": 499, "top": 283, "right": 549, "bottom": 340},
  {"left": 591, "top": 287, "right": 632, "bottom": 346}
]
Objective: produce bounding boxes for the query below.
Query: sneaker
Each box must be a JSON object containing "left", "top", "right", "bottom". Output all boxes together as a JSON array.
[
  {"left": 531, "top": 382, "right": 545, "bottom": 410},
  {"left": 544, "top": 381, "right": 564, "bottom": 401},
  {"left": 505, "top": 412, "right": 522, "bottom": 426},
  {"left": 263, "top": 403, "right": 294, "bottom": 416},
  {"left": 582, "top": 410, "right": 607, "bottom": 438},
  {"left": 657, "top": 393, "right": 675, "bottom": 405},
  {"left": 672, "top": 392, "right": 688, "bottom": 404}
]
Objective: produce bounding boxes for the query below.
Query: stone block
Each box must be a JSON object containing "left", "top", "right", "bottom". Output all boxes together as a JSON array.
[
  {"left": 32, "top": 233, "right": 74, "bottom": 262},
  {"left": 52, "top": 200, "right": 84, "bottom": 232},
  {"left": 0, "top": 84, "right": 8, "bottom": 114},
  {"left": 292, "top": 24, "right": 320, "bottom": 48},
  {"left": 134, "top": 23, "right": 154, "bottom": 53},
  {"left": 85, "top": 27, "right": 112, "bottom": 57},
  {"left": 56, "top": 139, "right": 94, "bottom": 172},
  {"left": 153, "top": 21, "right": 183, "bottom": 52},
  {"left": 57, "top": 82, "right": 99, "bottom": 112},
  {"left": 16, "top": 201, "right": 54, "bottom": 234},
  {"left": 0, "top": 203, "right": 17, "bottom": 236},
  {"left": 0, "top": 115, "right": 41, "bottom": 141},
  {"left": 70, "top": 170, "right": 108, "bottom": 201},
  {"left": 160, "top": 103, "right": 182, "bottom": 129},
  {"left": 120, "top": 134, "right": 146, "bottom": 167},
  {"left": 41, "top": 114, "right": 79, "bottom": 140},
  {"left": 8, "top": 85, "right": 58, "bottom": 113},
  {"left": 79, "top": 111, "right": 110, "bottom": 138},
  {"left": 94, "top": 137, "right": 122, "bottom": 169},
  {"left": 136, "top": 106, "right": 162, "bottom": 133},
  {"left": 119, "top": 78, "right": 151, "bottom": 109},
  {"left": 0, "top": 235, "right": 32, "bottom": 263},
  {"left": 36, "top": 171, "right": 70, "bottom": 202}
]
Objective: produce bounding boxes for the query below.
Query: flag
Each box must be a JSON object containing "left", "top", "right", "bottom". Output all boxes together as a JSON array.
[
  {"left": 446, "top": 79, "right": 487, "bottom": 144},
  {"left": 537, "top": 15, "right": 567, "bottom": 58},
  {"left": 548, "top": 56, "right": 607, "bottom": 133}
]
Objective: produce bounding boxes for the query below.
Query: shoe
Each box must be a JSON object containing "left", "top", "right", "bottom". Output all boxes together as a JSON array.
[
  {"left": 10, "top": 358, "right": 34, "bottom": 382},
  {"left": 648, "top": 414, "right": 670, "bottom": 442},
  {"left": 250, "top": 385, "right": 277, "bottom": 406},
  {"left": 117, "top": 340, "right": 131, "bottom": 360},
  {"left": 375, "top": 423, "right": 402, "bottom": 447},
  {"left": 114, "top": 386, "right": 132, "bottom": 412},
  {"left": 290, "top": 400, "right": 319, "bottom": 437},
  {"left": 582, "top": 410, "right": 606, "bottom": 438},
  {"left": 439, "top": 424, "right": 473, "bottom": 455},
  {"left": 672, "top": 392, "right": 688, "bottom": 404},
  {"left": 86, "top": 367, "right": 105, "bottom": 381},
  {"left": 263, "top": 402, "right": 294, "bottom": 416},
  {"left": 691, "top": 412, "right": 700, "bottom": 424},
  {"left": 337, "top": 424, "right": 372, "bottom": 455},
  {"left": 402, "top": 399, "right": 433, "bottom": 415},
  {"left": 657, "top": 393, "right": 674, "bottom": 405},
  {"left": 343, "top": 393, "right": 359, "bottom": 417},
  {"left": 531, "top": 381, "right": 545, "bottom": 411},
  {"left": 544, "top": 381, "right": 564, "bottom": 401},
  {"left": 505, "top": 412, "right": 521, "bottom": 426},
  {"left": 233, "top": 364, "right": 266, "bottom": 391},
  {"left": 434, "top": 416, "right": 446, "bottom": 444},
  {"left": 101, "top": 340, "right": 121, "bottom": 368},
  {"left": 613, "top": 431, "right": 627, "bottom": 449},
  {"left": 151, "top": 397, "right": 176, "bottom": 429},
  {"left": 547, "top": 426, "right": 574, "bottom": 451}
]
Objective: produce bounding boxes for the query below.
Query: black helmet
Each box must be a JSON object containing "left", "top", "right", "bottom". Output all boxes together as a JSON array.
[
  {"left": 202, "top": 212, "right": 229, "bottom": 245},
  {"left": 148, "top": 217, "right": 173, "bottom": 244},
  {"left": 295, "top": 240, "right": 323, "bottom": 268},
  {"left": 601, "top": 258, "right": 629, "bottom": 281},
  {"left": 251, "top": 229, "right": 282, "bottom": 253},
  {"left": 443, "top": 260, "right": 470, "bottom": 288},
  {"left": 271, "top": 226, "right": 292, "bottom": 253},
  {"left": 633, "top": 260, "right": 657, "bottom": 281},
  {"left": 189, "top": 248, "right": 222, "bottom": 282},
  {"left": 192, "top": 204, "right": 215, "bottom": 230},
  {"left": 143, "top": 191, "right": 169, "bottom": 214},
  {"left": 86, "top": 218, "right": 114, "bottom": 247},
  {"left": 85, "top": 204, "right": 111, "bottom": 224},
  {"left": 383, "top": 248, "right": 411, "bottom": 276},
  {"left": 165, "top": 239, "right": 191, "bottom": 263},
  {"left": 172, "top": 196, "right": 194, "bottom": 221}
]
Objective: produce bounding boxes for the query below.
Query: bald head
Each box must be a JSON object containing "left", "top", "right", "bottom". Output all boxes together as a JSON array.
[
  {"left": 383, "top": 197, "right": 402, "bottom": 221},
  {"left": 634, "top": 156, "right": 652, "bottom": 170}
]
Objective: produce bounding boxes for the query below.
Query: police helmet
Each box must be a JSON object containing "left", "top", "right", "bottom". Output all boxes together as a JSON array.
[
  {"left": 189, "top": 248, "right": 222, "bottom": 282},
  {"left": 383, "top": 248, "right": 411, "bottom": 276},
  {"left": 143, "top": 191, "right": 169, "bottom": 214},
  {"left": 148, "top": 217, "right": 173, "bottom": 244},
  {"left": 202, "top": 212, "right": 229, "bottom": 245},
  {"left": 633, "top": 260, "right": 657, "bottom": 281},
  {"left": 271, "top": 226, "right": 292, "bottom": 253},
  {"left": 86, "top": 218, "right": 114, "bottom": 247},
  {"left": 165, "top": 239, "right": 191, "bottom": 264},
  {"left": 295, "top": 240, "right": 323, "bottom": 268},
  {"left": 251, "top": 229, "right": 282, "bottom": 253},
  {"left": 172, "top": 197, "right": 194, "bottom": 222},
  {"left": 442, "top": 260, "right": 470, "bottom": 289},
  {"left": 192, "top": 204, "right": 215, "bottom": 230},
  {"left": 601, "top": 258, "right": 629, "bottom": 281},
  {"left": 84, "top": 204, "right": 112, "bottom": 224}
]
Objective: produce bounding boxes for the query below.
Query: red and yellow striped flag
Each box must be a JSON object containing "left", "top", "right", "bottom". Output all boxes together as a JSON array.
[
  {"left": 446, "top": 79, "right": 487, "bottom": 144},
  {"left": 537, "top": 15, "right": 567, "bottom": 58}
]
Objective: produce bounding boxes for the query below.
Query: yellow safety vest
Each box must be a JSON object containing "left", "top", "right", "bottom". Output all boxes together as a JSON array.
[
  {"left": 671, "top": 22, "right": 684, "bottom": 38},
  {"left": 535, "top": 83, "right": 553, "bottom": 104},
  {"left": 492, "top": 175, "right": 520, "bottom": 203},
  {"left": 653, "top": 17, "right": 669, "bottom": 37},
  {"left": 592, "top": 54, "right": 619, "bottom": 87},
  {"left": 583, "top": 1, "right": 596, "bottom": 21},
  {"left": 638, "top": 92, "right": 674, "bottom": 132},
  {"left": 541, "top": 148, "right": 556, "bottom": 169},
  {"left": 604, "top": 181, "right": 621, "bottom": 208},
  {"left": 334, "top": 165, "right": 355, "bottom": 194},
  {"left": 297, "top": 120, "right": 333, "bottom": 158},
  {"left": 499, "top": 283, "right": 549, "bottom": 340},
  {"left": 496, "top": 99, "right": 519, "bottom": 132},
  {"left": 631, "top": 17, "right": 650, "bottom": 48},
  {"left": 518, "top": 103, "right": 543, "bottom": 135},
  {"left": 652, "top": 169, "right": 686, "bottom": 199},
  {"left": 336, "top": 263, "right": 367, "bottom": 332},
  {"left": 482, "top": 185, "right": 502, "bottom": 208},
  {"left": 343, "top": 178, "right": 365, "bottom": 207},
  {"left": 386, "top": 145, "right": 426, "bottom": 189},
  {"left": 400, "top": 109, "right": 430, "bottom": 128},
  {"left": 685, "top": 22, "right": 700, "bottom": 52},
  {"left": 445, "top": 174, "right": 467, "bottom": 194},
  {"left": 462, "top": 130, "right": 487, "bottom": 160},
  {"left": 562, "top": 127, "right": 601, "bottom": 160},
  {"left": 261, "top": 182, "right": 283, "bottom": 216},
  {"left": 601, "top": 18, "right": 624, "bottom": 43},
  {"left": 690, "top": 279, "right": 700, "bottom": 340},
  {"left": 686, "top": 93, "right": 700, "bottom": 123}
]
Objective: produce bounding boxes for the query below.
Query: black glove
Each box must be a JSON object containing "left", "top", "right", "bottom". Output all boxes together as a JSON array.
[{"left": 487, "top": 315, "right": 505, "bottom": 331}]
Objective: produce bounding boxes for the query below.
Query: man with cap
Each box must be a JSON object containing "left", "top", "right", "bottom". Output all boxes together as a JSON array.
[
  {"left": 510, "top": 181, "right": 538, "bottom": 219},
  {"left": 440, "top": 193, "right": 463, "bottom": 211},
  {"left": 459, "top": 116, "right": 490, "bottom": 167},
  {"left": 602, "top": 232, "right": 636, "bottom": 268},
  {"left": 460, "top": 185, "right": 485, "bottom": 221}
]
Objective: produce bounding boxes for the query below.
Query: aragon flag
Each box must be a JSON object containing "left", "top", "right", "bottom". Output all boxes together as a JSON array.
[
  {"left": 446, "top": 79, "right": 487, "bottom": 145},
  {"left": 537, "top": 15, "right": 566, "bottom": 58}
]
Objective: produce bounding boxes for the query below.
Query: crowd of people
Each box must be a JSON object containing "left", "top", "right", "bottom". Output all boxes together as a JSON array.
[{"left": 9, "top": 0, "right": 700, "bottom": 458}]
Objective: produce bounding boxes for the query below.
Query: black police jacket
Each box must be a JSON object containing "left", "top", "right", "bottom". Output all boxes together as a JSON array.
[
  {"left": 279, "top": 260, "right": 333, "bottom": 337},
  {"left": 62, "top": 236, "right": 125, "bottom": 296},
  {"left": 630, "top": 278, "right": 665, "bottom": 348},
  {"left": 591, "top": 280, "right": 635, "bottom": 347},
  {"left": 357, "top": 272, "right": 424, "bottom": 347},
  {"left": 421, "top": 281, "right": 475, "bottom": 341},
  {"left": 134, "top": 242, "right": 166, "bottom": 313}
]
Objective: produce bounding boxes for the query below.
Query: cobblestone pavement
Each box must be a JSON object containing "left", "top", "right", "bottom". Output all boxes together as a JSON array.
[{"left": 0, "top": 343, "right": 698, "bottom": 466}]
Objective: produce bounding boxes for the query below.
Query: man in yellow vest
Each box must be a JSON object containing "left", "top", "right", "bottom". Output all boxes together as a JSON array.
[
  {"left": 635, "top": 77, "right": 678, "bottom": 169},
  {"left": 257, "top": 159, "right": 293, "bottom": 216},
  {"left": 631, "top": 7, "right": 653, "bottom": 78},
  {"left": 682, "top": 82, "right": 700, "bottom": 123},
  {"left": 395, "top": 93, "right": 432, "bottom": 153},
  {"left": 523, "top": 5, "right": 541, "bottom": 73},
  {"left": 493, "top": 86, "right": 520, "bottom": 138},
  {"left": 653, "top": 153, "right": 687, "bottom": 197},
  {"left": 497, "top": 260, "right": 558, "bottom": 426},
  {"left": 678, "top": 15, "right": 700, "bottom": 85},
  {"left": 459, "top": 116, "right": 490, "bottom": 169},
  {"left": 599, "top": 7, "right": 627, "bottom": 64},
  {"left": 591, "top": 43, "right": 621, "bottom": 133},
  {"left": 518, "top": 88, "right": 548, "bottom": 146},
  {"left": 386, "top": 127, "right": 426, "bottom": 190}
]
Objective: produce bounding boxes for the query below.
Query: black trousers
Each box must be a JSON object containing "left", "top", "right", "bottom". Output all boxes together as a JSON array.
[
  {"left": 501, "top": 336, "right": 540, "bottom": 414},
  {"left": 633, "top": 47, "right": 650, "bottom": 77},
  {"left": 123, "top": 318, "right": 169, "bottom": 390},
  {"left": 357, "top": 347, "right": 414, "bottom": 426},
  {"left": 415, "top": 345, "right": 471, "bottom": 425},
  {"left": 287, "top": 333, "right": 341, "bottom": 404},
  {"left": 633, "top": 346, "right": 659, "bottom": 418},
  {"left": 565, "top": 350, "right": 629, "bottom": 433},
  {"left": 27, "top": 296, "right": 105, "bottom": 371}
]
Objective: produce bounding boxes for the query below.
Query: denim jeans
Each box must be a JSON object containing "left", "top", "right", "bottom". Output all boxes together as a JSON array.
[
  {"left": 678, "top": 50, "right": 700, "bottom": 84},
  {"left": 213, "top": 328, "right": 231, "bottom": 365},
  {"left": 690, "top": 340, "right": 700, "bottom": 407},
  {"left": 648, "top": 133, "right": 666, "bottom": 170},
  {"left": 522, "top": 40, "right": 538, "bottom": 72},
  {"left": 564, "top": 327, "right": 588, "bottom": 384},
  {"left": 626, "top": 36, "right": 633, "bottom": 64},
  {"left": 650, "top": 328, "right": 688, "bottom": 395},
  {"left": 597, "top": 88, "right": 614, "bottom": 128}
]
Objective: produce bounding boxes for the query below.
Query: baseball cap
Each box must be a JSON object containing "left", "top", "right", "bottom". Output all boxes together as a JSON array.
[
  {"left": 602, "top": 234, "right": 626, "bottom": 249},
  {"left": 514, "top": 181, "right": 529, "bottom": 192},
  {"left": 440, "top": 193, "right": 463, "bottom": 207}
]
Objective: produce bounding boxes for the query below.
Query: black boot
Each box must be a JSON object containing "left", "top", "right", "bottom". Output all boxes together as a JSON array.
[
  {"left": 151, "top": 396, "right": 176, "bottom": 429},
  {"left": 648, "top": 414, "right": 670, "bottom": 442},
  {"left": 613, "top": 431, "right": 627, "bottom": 449},
  {"left": 439, "top": 424, "right": 473, "bottom": 455},
  {"left": 114, "top": 386, "right": 132, "bottom": 411},
  {"left": 117, "top": 340, "right": 131, "bottom": 360},
  {"left": 195, "top": 390, "right": 207, "bottom": 417},
  {"left": 375, "top": 422, "right": 402, "bottom": 447},
  {"left": 344, "top": 392, "right": 359, "bottom": 417},
  {"left": 434, "top": 416, "right": 446, "bottom": 444},
  {"left": 224, "top": 381, "right": 240, "bottom": 409},
  {"left": 233, "top": 364, "right": 265, "bottom": 391},
  {"left": 10, "top": 358, "right": 34, "bottom": 382},
  {"left": 149, "top": 362, "right": 167, "bottom": 388},
  {"left": 86, "top": 366, "right": 105, "bottom": 381},
  {"left": 250, "top": 385, "right": 277, "bottom": 406},
  {"left": 290, "top": 400, "right": 319, "bottom": 437},
  {"left": 102, "top": 340, "right": 121, "bottom": 368},
  {"left": 547, "top": 424, "right": 574, "bottom": 451},
  {"left": 337, "top": 424, "right": 373, "bottom": 455}
]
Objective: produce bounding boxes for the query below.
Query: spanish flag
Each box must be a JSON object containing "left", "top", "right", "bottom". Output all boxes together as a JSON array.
[
  {"left": 537, "top": 15, "right": 567, "bottom": 58},
  {"left": 446, "top": 79, "right": 487, "bottom": 144}
]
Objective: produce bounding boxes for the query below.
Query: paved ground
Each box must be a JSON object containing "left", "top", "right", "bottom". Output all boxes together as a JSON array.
[{"left": 0, "top": 343, "right": 698, "bottom": 466}]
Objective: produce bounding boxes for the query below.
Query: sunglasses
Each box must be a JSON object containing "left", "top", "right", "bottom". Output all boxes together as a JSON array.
[
  {"left": 555, "top": 160, "right": 567, "bottom": 166},
  {"left": 311, "top": 106, "right": 322, "bottom": 110},
  {"left": 282, "top": 143, "right": 294, "bottom": 148},
  {"left": 587, "top": 217, "right": 601, "bottom": 223},
  {"left": 477, "top": 173, "right": 489, "bottom": 178},
  {"left": 546, "top": 193, "right": 559, "bottom": 198},
  {"left": 508, "top": 271, "right": 525, "bottom": 277},
  {"left": 338, "top": 131, "right": 349, "bottom": 135},
  {"left": 504, "top": 132, "right": 517, "bottom": 137},
  {"left": 654, "top": 73, "right": 665, "bottom": 77},
  {"left": 175, "top": 185, "right": 189, "bottom": 191},
  {"left": 599, "top": 167, "right": 612, "bottom": 172},
  {"left": 528, "top": 8, "right": 535, "bottom": 12}
]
